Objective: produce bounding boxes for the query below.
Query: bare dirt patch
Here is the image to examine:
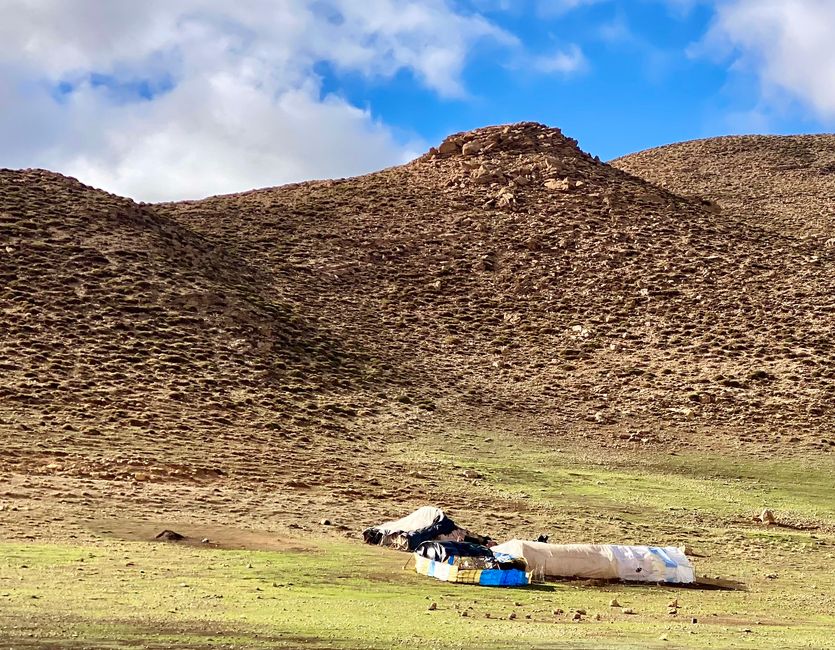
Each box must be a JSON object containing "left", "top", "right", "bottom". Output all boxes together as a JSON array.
[{"left": 88, "top": 518, "right": 313, "bottom": 552}]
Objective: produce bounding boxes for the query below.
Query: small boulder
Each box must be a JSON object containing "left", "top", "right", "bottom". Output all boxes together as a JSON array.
[
  {"left": 155, "top": 530, "right": 185, "bottom": 542},
  {"left": 496, "top": 190, "right": 515, "bottom": 208},
  {"left": 544, "top": 178, "right": 571, "bottom": 192},
  {"left": 472, "top": 165, "right": 503, "bottom": 185},
  {"left": 427, "top": 602, "right": 437, "bottom": 611},
  {"left": 462, "top": 140, "right": 486, "bottom": 156},
  {"left": 759, "top": 509, "right": 776, "bottom": 525},
  {"left": 438, "top": 138, "right": 460, "bottom": 155},
  {"left": 320, "top": 518, "right": 332, "bottom": 526},
  {"left": 609, "top": 599, "right": 621, "bottom": 608}
]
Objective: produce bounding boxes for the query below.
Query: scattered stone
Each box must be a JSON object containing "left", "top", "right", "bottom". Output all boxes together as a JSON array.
[
  {"left": 154, "top": 530, "right": 185, "bottom": 542},
  {"left": 472, "top": 165, "right": 503, "bottom": 185},
  {"left": 427, "top": 602, "right": 437, "bottom": 611},
  {"left": 508, "top": 612, "right": 517, "bottom": 620},
  {"left": 544, "top": 178, "right": 571, "bottom": 192},
  {"left": 572, "top": 612, "right": 583, "bottom": 621},
  {"left": 553, "top": 608, "right": 564, "bottom": 615},
  {"left": 759, "top": 509, "right": 776, "bottom": 525},
  {"left": 667, "top": 599, "right": 679, "bottom": 608},
  {"left": 460, "top": 610, "right": 468, "bottom": 617},
  {"left": 609, "top": 599, "right": 621, "bottom": 608},
  {"left": 462, "top": 140, "right": 486, "bottom": 156},
  {"left": 201, "top": 538, "right": 210, "bottom": 544},
  {"left": 575, "top": 609, "right": 587, "bottom": 615},
  {"left": 320, "top": 518, "right": 332, "bottom": 526},
  {"left": 438, "top": 138, "right": 460, "bottom": 155},
  {"left": 496, "top": 190, "right": 515, "bottom": 209},
  {"left": 691, "top": 618, "right": 698, "bottom": 624},
  {"left": 623, "top": 608, "right": 636, "bottom": 615}
]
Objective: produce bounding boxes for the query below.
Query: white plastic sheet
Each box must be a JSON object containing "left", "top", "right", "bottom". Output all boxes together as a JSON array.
[{"left": 490, "top": 540, "right": 694, "bottom": 584}]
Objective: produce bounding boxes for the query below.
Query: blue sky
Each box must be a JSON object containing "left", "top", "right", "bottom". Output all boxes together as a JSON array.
[
  {"left": 2, "top": 0, "right": 835, "bottom": 200},
  {"left": 335, "top": 0, "right": 828, "bottom": 160}
]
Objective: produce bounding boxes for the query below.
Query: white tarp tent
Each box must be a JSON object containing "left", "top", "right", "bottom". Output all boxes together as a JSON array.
[
  {"left": 362, "top": 506, "right": 463, "bottom": 550},
  {"left": 491, "top": 540, "right": 694, "bottom": 584}
]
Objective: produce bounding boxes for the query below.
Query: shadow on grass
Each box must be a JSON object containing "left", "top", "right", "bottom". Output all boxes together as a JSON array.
[
  {"left": 0, "top": 617, "right": 368, "bottom": 650},
  {"left": 535, "top": 577, "right": 746, "bottom": 592}
]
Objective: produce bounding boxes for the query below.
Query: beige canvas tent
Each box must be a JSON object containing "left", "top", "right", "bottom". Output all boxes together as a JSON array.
[{"left": 490, "top": 540, "right": 694, "bottom": 584}]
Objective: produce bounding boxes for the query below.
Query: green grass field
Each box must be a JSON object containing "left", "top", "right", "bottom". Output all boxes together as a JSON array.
[{"left": 2, "top": 431, "right": 833, "bottom": 649}]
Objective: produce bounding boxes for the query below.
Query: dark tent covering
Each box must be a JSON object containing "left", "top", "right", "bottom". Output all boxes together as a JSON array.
[
  {"left": 415, "top": 541, "right": 528, "bottom": 571},
  {"left": 415, "top": 541, "right": 495, "bottom": 563},
  {"left": 363, "top": 506, "right": 460, "bottom": 551}
]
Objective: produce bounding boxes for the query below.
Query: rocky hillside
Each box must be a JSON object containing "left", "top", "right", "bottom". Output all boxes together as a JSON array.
[
  {"left": 3, "top": 124, "right": 834, "bottom": 489},
  {"left": 612, "top": 134, "right": 835, "bottom": 241},
  {"left": 158, "top": 123, "right": 835, "bottom": 454},
  {"left": 0, "top": 169, "right": 390, "bottom": 484}
]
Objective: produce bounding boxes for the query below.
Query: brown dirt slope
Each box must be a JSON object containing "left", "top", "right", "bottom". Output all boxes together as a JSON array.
[
  {"left": 2, "top": 124, "right": 835, "bottom": 495},
  {"left": 0, "top": 169, "right": 390, "bottom": 484},
  {"left": 612, "top": 134, "right": 835, "bottom": 241},
  {"left": 157, "top": 123, "right": 835, "bottom": 455}
]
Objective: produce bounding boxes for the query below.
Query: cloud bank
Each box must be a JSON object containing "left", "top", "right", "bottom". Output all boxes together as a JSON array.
[
  {"left": 0, "top": 0, "right": 511, "bottom": 201},
  {"left": 700, "top": 0, "right": 835, "bottom": 120}
]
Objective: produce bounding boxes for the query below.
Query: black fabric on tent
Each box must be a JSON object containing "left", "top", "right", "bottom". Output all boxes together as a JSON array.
[
  {"left": 415, "top": 541, "right": 496, "bottom": 563},
  {"left": 414, "top": 541, "right": 527, "bottom": 572}
]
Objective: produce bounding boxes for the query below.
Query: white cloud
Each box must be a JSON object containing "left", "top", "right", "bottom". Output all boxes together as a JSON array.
[
  {"left": 0, "top": 0, "right": 511, "bottom": 201},
  {"left": 697, "top": 0, "right": 835, "bottom": 120},
  {"left": 533, "top": 45, "right": 588, "bottom": 74}
]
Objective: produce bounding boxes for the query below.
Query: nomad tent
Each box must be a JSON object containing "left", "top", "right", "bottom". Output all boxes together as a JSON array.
[
  {"left": 491, "top": 540, "right": 694, "bottom": 584},
  {"left": 363, "top": 506, "right": 490, "bottom": 551},
  {"left": 413, "top": 541, "right": 529, "bottom": 587}
]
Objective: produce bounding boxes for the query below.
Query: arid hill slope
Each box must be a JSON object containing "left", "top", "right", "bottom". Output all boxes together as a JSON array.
[
  {"left": 0, "top": 169, "right": 392, "bottom": 484},
  {"left": 157, "top": 123, "right": 835, "bottom": 454},
  {"left": 612, "top": 134, "right": 835, "bottom": 241},
  {"left": 3, "top": 123, "right": 834, "bottom": 495}
]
